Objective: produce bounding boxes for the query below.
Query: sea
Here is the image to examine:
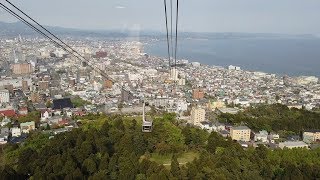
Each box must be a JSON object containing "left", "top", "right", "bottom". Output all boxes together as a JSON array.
[{"left": 144, "top": 37, "right": 320, "bottom": 77}]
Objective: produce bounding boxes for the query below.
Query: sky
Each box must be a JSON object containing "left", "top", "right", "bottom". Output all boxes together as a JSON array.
[{"left": 0, "top": 0, "right": 320, "bottom": 34}]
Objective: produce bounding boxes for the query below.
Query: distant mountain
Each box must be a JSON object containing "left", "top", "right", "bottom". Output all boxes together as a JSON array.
[
  {"left": 0, "top": 21, "right": 316, "bottom": 40},
  {"left": 0, "top": 21, "right": 134, "bottom": 38}
]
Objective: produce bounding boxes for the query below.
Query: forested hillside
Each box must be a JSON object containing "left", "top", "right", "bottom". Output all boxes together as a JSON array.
[{"left": 0, "top": 113, "right": 320, "bottom": 179}]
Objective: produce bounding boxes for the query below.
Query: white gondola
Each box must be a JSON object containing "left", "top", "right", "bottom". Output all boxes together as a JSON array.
[{"left": 142, "top": 101, "right": 153, "bottom": 132}]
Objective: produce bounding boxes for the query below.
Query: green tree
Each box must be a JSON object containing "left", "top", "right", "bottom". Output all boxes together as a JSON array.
[
  {"left": 170, "top": 154, "right": 180, "bottom": 178},
  {"left": 82, "top": 157, "right": 97, "bottom": 175}
]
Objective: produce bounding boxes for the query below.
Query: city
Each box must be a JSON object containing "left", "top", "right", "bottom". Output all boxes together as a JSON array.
[
  {"left": 1, "top": 0, "right": 320, "bottom": 179},
  {"left": 1, "top": 37, "right": 319, "bottom": 148}
]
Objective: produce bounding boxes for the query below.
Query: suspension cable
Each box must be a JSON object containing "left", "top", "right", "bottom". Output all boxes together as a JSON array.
[
  {"left": 163, "top": 0, "right": 171, "bottom": 70},
  {"left": 170, "top": 0, "right": 174, "bottom": 66},
  {"left": 174, "top": 0, "right": 179, "bottom": 68}
]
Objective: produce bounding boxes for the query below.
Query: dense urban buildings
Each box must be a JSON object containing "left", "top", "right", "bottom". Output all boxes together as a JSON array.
[{"left": 0, "top": 35, "right": 319, "bottom": 150}]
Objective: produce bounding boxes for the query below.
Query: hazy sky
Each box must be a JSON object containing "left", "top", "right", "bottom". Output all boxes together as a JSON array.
[{"left": 0, "top": 0, "right": 320, "bottom": 34}]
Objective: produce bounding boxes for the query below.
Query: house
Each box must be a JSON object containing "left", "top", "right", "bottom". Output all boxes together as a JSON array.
[
  {"left": 303, "top": 131, "right": 320, "bottom": 144},
  {"left": 65, "top": 110, "right": 73, "bottom": 117},
  {"left": 20, "top": 121, "right": 36, "bottom": 133},
  {"left": 1, "top": 116, "right": 11, "bottom": 127},
  {"left": 254, "top": 130, "right": 268, "bottom": 143},
  {"left": 270, "top": 133, "right": 280, "bottom": 140},
  {"left": 230, "top": 126, "right": 251, "bottom": 142},
  {"left": 18, "top": 107, "right": 28, "bottom": 116},
  {"left": 41, "top": 110, "right": 52, "bottom": 122},
  {"left": 0, "top": 127, "right": 9, "bottom": 144},
  {"left": 279, "top": 141, "right": 309, "bottom": 149},
  {"left": 219, "top": 130, "right": 230, "bottom": 138},
  {"left": 48, "top": 116, "right": 63, "bottom": 125},
  {"left": 0, "top": 108, "right": 16, "bottom": 117},
  {"left": 216, "top": 122, "right": 226, "bottom": 131},
  {"left": 11, "top": 127, "right": 21, "bottom": 137},
  {"left": 58, "top": 119, "right": 70, "bottom": 126},
  {"left": 200, "top": 121, "right": 216, "bottom": 132}
]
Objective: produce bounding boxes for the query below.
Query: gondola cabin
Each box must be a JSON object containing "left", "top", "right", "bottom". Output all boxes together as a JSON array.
[{"left": 141, "top": 101, "right": 153, "bottom": 132}]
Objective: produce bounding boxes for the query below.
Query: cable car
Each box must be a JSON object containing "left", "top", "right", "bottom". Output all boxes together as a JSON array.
[{"left": 142, "top": 101, "right": 153, "bottom": 133}]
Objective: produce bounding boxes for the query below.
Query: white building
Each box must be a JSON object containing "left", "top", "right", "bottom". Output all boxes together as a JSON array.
[
  {"left": 228, "top": 65, "right": 241, "bottom": 70},
  {"left": 254, "top": 130, "right": 268, "bottom": 143},
  {"left": 170, "top": 68, "right": 179, "bottom": 81},
  {"left": 200, "top": 121, "right": 216, "bottom": 132},
  {"left": 0, "top": 89, "right": 10, "bottom": 103},
  {"left": 1, "top": 116, "right": 11, "bottom": 127},
  {"left": 191, "top": 107, "right": 205, "bottom": 126},
  {"left": 176, "top": 100, "right": 188, "bottom": 112},
  {"left": 11, "top": 127, "right": 21, "bottom": 137},
  {"left": 191, "top": 62, "right": 201, "bottom": 67},
  {"left": 279, "top": 141, "right": 308, "bottom": 149}
]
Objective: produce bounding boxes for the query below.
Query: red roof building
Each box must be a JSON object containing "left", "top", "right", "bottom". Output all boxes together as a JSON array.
[{"left": 0, "top": 109, "right": 16, "bottom": 117}]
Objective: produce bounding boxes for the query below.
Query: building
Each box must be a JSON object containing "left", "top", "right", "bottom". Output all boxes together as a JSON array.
[
  {"left": 193, "top": 89, "right": 204, "bottom": 100},
  {"left": 230, "top": 126, "right": 251, "bottom": 142},
  {"left": 11, "top": 63, "right": 32, "bottom": 75},
  {"left": 104, "top": 79, "right": 113, "bottom": 89},
  {"left": 279, "top": 141, "right": 309, "bottom": 149},
  {"left": 52, "top": 98, "right": 73, "bottom": 110},
  {"left": 190, "top": 107, "right": 205, "bottom": 126},
  {"left": 18, "top": 107, "right": 28, "bottom": 116},
  {"left": 1, "top": 116, "right": 11, "bottom": 127},
  {"left": 38, "top": 81, "right": 49, "bottom": 91},
  {"left": 254, "top": 130, "right": 268, "bottom": 143},
  {"left": 69, "top": 78, "right": 76, "bottom": 87},
  {"left": 11, "top": 127, "right": 21, "bottom": 137},
  {"left": 217, "top": 107, "right": 240, "bottom": 115},
  {"left": 0, "top": 127, "right": 9, "bottom": 144},
  {"left": 200, "top": 121, "right": 216, "bottom": 132},
  {"left": 3, "top": 84, "right": 14, "bottom": 94},
  {"left": 208, "top": 100, "right": 226, "bottom": 110},
  {"left": 170, "top": 68, "right": 179, "bottom": 81},
  {"left": 94, "top": 51, "right": 108, "bottom": 58},
  {"left": 228, "top": 65, "right": 241, "bottom": 71},
  {"left": 303, "top": 131, "right": 320, "bottom": 143},
  {"left": 22, "top": 80, "right": 29, "bottom": 92},
  {"left": 0, "top": 108, "right": 15, "bottom": 117},
  {"left": 20, "top": 121, "right": 36, "bottom": 133},
  {"left": 30, "top": 92, "right": 42, "bottom": 103},
  {"left": 0, "top": 89, "right": 10, "bottom": 103}
]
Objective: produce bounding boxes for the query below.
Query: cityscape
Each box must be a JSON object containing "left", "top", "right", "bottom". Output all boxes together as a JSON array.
[{"left": 1, "top": 0, "right": 320, "bottom": 179}]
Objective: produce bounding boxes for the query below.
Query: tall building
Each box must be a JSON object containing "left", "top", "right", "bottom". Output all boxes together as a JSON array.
[
  {"left": 22, "top": 80, "right": 29, "bottom": 92},
  {"left": 193, "top": 89, "right": 204, "bottom": 99},
  {"left": 0, "top": 90, "right": 10, "bottom": 103},
  {"left": 170, "top": 68, "right": 178, "bottom": 81},
  {"left": 30, "top": 92, "right": 41, "bottom": 103},
  {"left": 230, "top": 126, "right": 251, "bottom": 142},
  {"left": 191, "top": 107, "right": 205, "bottom": 126},
  {"left": 11, "top": 63, "right": 32, "bottom": 75}
]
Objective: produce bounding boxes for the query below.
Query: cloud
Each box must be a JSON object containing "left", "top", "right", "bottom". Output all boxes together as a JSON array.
[{"left": 115, "top": 6, "right": 126, "bottom": 9}]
